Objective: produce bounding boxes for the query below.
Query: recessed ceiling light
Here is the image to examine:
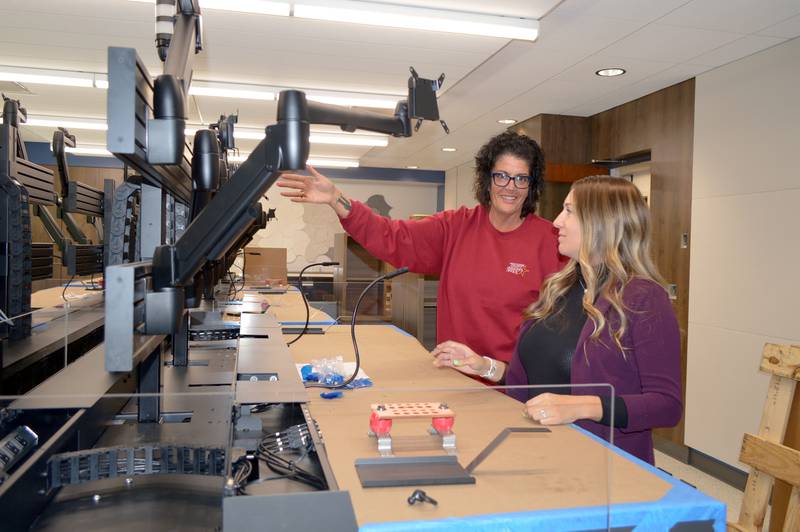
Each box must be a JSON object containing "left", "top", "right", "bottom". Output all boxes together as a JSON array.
[
  {"left": 406, "top": 166, "right": 419, "bottom": 169},
  {"left": 595, "top": 68, "right": 626, "bottom": 77},
  {"left": 441, "top": 147, "right": 457, "bottom": 152},
  {"left": 497, "top": 119, "right": 517, "bottom": 125}
]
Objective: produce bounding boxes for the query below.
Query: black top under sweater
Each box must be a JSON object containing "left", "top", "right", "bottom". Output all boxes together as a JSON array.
[{"left": 516, "top": 274, "right": 629, "bottom": 428}]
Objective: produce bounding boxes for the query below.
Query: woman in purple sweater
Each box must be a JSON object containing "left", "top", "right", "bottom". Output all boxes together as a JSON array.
[{"left": 432, "top": 175, "right": 682, "bottom": 464}]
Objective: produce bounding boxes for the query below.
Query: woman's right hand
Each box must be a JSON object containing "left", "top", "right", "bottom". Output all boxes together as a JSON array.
[
  {"left": 277, "top": 165, "right": 338, "bottom": 206},
  {"left": 431, "top": 341, "right": 487, "bottom": 376}
]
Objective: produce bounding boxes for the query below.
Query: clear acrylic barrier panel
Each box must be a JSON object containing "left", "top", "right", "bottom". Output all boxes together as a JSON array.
[
  {"left": 0, "top": 384, "right": 615, "bottom": 532},
  {"left": 0, "top": 276, "right": 724, "bottom": 531}
]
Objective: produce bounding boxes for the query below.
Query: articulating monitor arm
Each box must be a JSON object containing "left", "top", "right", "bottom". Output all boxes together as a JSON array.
[
  {"left": 151, "top": 83, "right": 446, "bottom": 296},
  {"left": 51, "top": 129, "right": 90, "bottom": 244},
  {"left": 52, "top": 128, "right": 75, "bottom": 191},
  {"left": 306, "top": 100, "right": 411, "bottom": 137}
]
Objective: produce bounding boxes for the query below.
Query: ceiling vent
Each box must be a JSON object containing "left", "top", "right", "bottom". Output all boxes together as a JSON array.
[{"left": 0, "top": 81, "right": 33, "bottom": 95}]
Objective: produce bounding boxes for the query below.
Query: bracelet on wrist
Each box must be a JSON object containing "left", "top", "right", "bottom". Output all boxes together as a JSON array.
[{"left": 480, "top": 356, "right": 497, "bottom": 380}]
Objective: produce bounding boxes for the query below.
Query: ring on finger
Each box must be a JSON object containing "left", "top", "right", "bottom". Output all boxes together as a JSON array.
[{"left": 539, "top": 409, "right": 547, "bottom": 419}]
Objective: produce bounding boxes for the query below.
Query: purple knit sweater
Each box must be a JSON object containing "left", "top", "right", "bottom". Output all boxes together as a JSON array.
[{"left": 505, "top": 278, "right": 683, "bottom": 464}]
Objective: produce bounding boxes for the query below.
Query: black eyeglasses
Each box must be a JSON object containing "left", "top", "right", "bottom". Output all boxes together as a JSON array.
[{"left": 491, "top": 171, "right": 532, "bottom": 189}]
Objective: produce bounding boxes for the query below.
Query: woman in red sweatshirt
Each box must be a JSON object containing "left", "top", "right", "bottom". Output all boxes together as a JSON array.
[{"left": 277, "top": 132, "right": 563, "bottom": 367}]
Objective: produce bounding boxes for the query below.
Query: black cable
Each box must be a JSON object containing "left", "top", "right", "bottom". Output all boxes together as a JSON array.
[
  {"left": 286, "top": 261, "right": 339, "bottom": 346},
  {"left": 61, "top": 274, "right": 76, "bottom": 302},
  {"left": 231, "top": 456, "right": 253, "bottom": 495},
  {"left": 252, "top": 423, "right": 326, "bottom": 490},
  {"left": 227, "top": 271, "right": 238, "bottom": 300},
  {"left": 305, "top": 267, "right": 408, "bottom": 389},
  {"left": 256, "top": 451, "right": 325, "bottom": 490}
]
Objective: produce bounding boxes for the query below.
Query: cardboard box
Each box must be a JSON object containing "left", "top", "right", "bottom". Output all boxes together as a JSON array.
[{"left": 243, "top": 247, "right": 288, "bottom": 287}]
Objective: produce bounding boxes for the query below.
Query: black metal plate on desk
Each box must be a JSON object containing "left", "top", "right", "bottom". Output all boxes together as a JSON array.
[
  {"left": 280, "top": 327, "right": 324, "bottom": 335},
  {"left": 354, "top": 455, "right": 476, "bottom": 488},
  {"left": 243, "top": 286, "right": 288, "bottom": 294}
]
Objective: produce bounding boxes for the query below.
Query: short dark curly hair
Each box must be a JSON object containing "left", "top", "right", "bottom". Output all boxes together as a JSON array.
[{"left": 473, "top": 131, "right": 545, "bottom": 218}]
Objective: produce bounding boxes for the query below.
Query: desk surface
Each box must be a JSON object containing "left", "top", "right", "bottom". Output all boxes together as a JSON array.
[
  {"left": 31, "top": 284, "right": 102, "bottom": 312},
  {"left": 240, "top": 288, "right": 335, "bottom": 324},
  {"left": 288, "top": 324, "right": 725, "bottom": 530}
]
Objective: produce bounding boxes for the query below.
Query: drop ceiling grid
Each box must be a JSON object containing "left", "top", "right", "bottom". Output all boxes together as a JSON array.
[
  {"left": 2, "top": 0, "right": 799, "bottom": 171},
  {"left": 369, "top": 8, "right": 797, "bottom": 170}
]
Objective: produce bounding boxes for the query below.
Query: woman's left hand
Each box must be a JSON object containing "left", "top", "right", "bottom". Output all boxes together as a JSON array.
[{"left": 524, "top": 393, "right": 602, "bottom": 425}]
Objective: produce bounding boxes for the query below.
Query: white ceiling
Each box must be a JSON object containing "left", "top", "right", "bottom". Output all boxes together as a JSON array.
[{"left": 2, "top": 0, "right": 799, "bottom": 170}]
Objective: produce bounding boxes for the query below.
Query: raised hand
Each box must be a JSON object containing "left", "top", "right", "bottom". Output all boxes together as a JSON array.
[
  {"left": 277, "top": 165, "right": 337, "bottom": 205},
  {"left": 277, "top": 165, "right": 353, "bottom": 217}
]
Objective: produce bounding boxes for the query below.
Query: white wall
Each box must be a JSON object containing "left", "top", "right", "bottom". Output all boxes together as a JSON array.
[
  {"left": 250, "top": 177, "right": 439, "bottom": 272},
  {"left": 444, "top": 161, "right": 478, "bottom": 210},
  {"left": 686, "top": 37, "right": 800, "bottom": 467}
]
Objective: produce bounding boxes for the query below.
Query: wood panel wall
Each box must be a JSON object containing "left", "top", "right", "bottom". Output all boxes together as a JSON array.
[
  {"left": 589, "top": 79, "right": 695, "bottom": 446},
  {"left": 512, "top": 114, "right": 607, "bottom": 221}
]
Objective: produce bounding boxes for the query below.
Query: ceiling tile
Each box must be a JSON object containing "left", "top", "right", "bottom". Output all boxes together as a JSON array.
[
  {"left": 687, "top": 34, "right": 787, "bottom": 67},
  {"left": 601, "top": 23, "right": 742, "bottom": 63},
  {"left": 553, "top": 0, "right": 691, "bottom": 22},
  {"left": 657, "top": 0, "right": 800, "bottom": 34},
  {"left": 5, "top": 0, "right": 799, "bottom": 171},
  {"left": 756, "top": 13, "right": 800, "bottom": 38},
  {"left": 360, "top": 0, "right": 559, "bottom": 19}
]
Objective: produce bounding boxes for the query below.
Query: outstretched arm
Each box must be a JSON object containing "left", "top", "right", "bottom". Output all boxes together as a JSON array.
[
  {"left": 278, "top": 165, "right": 353, "bottom": 218},
  {"left": 278, "top": 166, "right": 448, "bottom": 274}
]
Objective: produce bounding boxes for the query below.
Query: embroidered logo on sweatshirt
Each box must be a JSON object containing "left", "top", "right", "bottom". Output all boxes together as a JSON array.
[{"left": 506, "top": 262, "right": 529, "bottom": 277}]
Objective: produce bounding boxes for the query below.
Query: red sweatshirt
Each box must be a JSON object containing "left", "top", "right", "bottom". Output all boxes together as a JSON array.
[{"left": 340, "top": 201, "right": 563, "bottom": 363}]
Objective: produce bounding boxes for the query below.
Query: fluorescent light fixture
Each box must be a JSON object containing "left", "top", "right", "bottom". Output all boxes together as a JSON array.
[
  {"left": 229, "top": 153, "right": 359, "bottom": 168},
  {"left": 441, "top": 147, "right": 457, "bottom": 152},
  {"left": 190, "top": 81, "right": 400, "bottom": 110},
  {"left": 0, "top": 65, "right": 94, "bottom": 88},
  {"left": 0, "top": 66, "right": 399, "bottom": 110},
  {"left": 305, "top": 90, "right": 398, "bottom": 110},
  {"left": 595, "top": 68, "right": 626, "bottom": 77},
  {"left": 25, "top": 114, "right": 387, "bottom": 148},
  {"left": 229, "top": 129, "right": 265, "bottom": 140},
  {"left": 309, "top": 131, "right": 387, "bottom": 147},
  {"left": 406, "top": 166, "right": 419, "bottom": 169},
  {"left": 24, "top": 115, "right": 108, "bottom": 131},
  {"left": 307, "top": 157, "right": 360, "bottom": 168},
  {"left": 48, "top": 144, "right": 113, "bottom": 157},
  {"left": 497, "top": 119, "right": 517, "bottom": 125},
  {"left": 189, "top": 81, "right": 275, "bottom": 101},
  {"left": 93, "top": 74, "right": 109, "bottom": 89},
  {"left": 187, "top": 125, "right": 387, "bottom": 146},
  {"left": 294, "top": 0, "right": 539, "bottom": 41},
  {"left": 127, "top": 0, "right": 290, "bottom": 16}
]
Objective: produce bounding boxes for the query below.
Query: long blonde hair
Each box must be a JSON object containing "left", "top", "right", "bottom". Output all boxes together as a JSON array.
[{"left": 524, "top": 176, "right": 664, "bottom": 354}]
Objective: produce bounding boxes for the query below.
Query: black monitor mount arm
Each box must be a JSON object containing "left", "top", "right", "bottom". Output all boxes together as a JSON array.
[{"left": 150, "top": 88, "right": 420, "bottom": 297}]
